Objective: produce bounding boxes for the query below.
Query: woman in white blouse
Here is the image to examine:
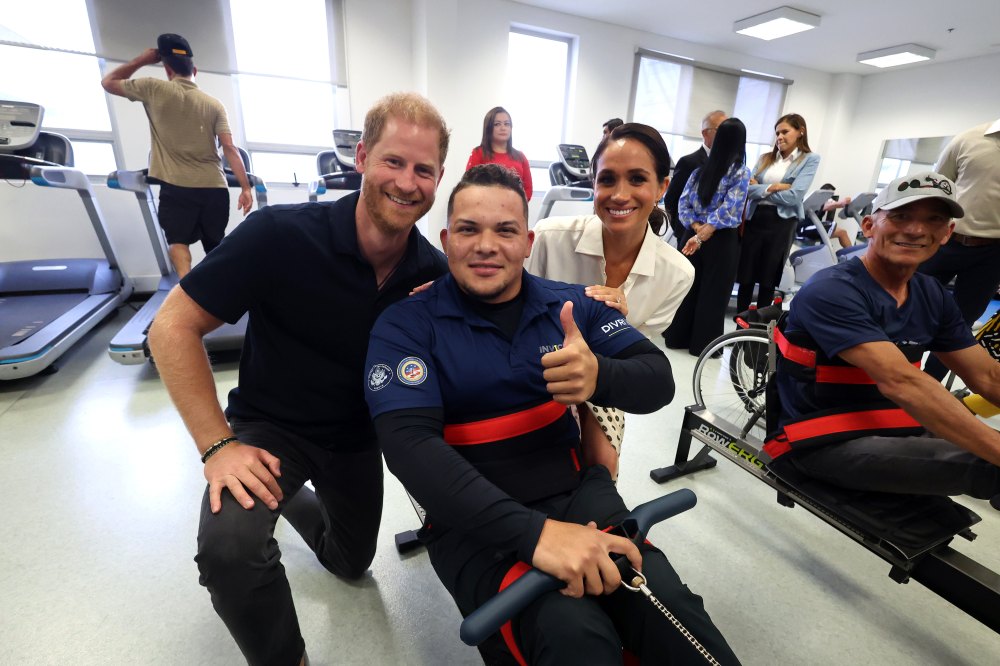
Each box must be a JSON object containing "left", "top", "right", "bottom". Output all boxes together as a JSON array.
[
  {"left": 736, "top": 113, "right": 820, "bottom": 312},
  {"left": 527, "top": 122, "right": 694, "bottom": 478}
]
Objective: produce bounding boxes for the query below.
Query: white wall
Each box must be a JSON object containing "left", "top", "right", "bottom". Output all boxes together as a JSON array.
[
  {"left": 3, "top": 0, "right": 997, "bottom": 290},
  {"left": 823, "top": 51, "right": 1000, "bottom": 197}
]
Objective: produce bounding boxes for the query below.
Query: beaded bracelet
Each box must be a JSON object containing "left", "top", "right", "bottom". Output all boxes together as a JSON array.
[{"left": 201, "top": 436, "right": 238, "bottom": 463}]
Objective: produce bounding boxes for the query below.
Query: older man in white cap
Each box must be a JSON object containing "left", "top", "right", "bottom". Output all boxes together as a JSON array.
[{"left": 763, "top": 172, "right": 1000, "bottom": 509}]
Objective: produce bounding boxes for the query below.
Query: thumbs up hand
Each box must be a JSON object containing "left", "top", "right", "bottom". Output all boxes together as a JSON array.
[{"left": 541, "top": 301, "right": 598, "bottom": 404}]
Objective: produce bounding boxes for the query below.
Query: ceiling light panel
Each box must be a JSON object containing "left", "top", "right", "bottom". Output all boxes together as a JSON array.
[
  {"left": 734, "top": 6, "right": 820, "bottom": 41},
  {"left": 857, "top": 43, "right": 936, "bottom": 68}
]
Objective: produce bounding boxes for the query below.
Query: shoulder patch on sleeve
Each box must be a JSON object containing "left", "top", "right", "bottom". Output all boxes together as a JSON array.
[
  {"left": 367, "top": 363, "right": 393, "bottom": 391},
  {"left": 397, "top": 357, "right": 428, "bottom": 385}
]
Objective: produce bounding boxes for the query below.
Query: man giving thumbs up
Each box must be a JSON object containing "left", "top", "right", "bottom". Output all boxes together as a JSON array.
[{"left": 363, "top": 164, "right": 742, "bottom": 665}]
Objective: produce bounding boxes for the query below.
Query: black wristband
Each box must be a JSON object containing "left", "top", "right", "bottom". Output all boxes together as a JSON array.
[{"left": 201, "top": 436, "right": 238, "bottom": 463}]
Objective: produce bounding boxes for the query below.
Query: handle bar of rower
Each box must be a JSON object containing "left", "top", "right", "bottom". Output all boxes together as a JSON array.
[{"left": 459, "top": 488, "right": 697, "bottom": 646}]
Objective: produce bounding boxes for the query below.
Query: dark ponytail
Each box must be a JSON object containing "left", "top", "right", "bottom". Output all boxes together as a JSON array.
[{"left": 695, "top": 118, "right": 747, "bottom": 208}]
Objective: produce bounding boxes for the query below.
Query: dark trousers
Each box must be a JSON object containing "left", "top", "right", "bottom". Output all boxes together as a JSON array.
[
  {"left": 426, "top": 466, "right": 741, "bottom": 666},
  {"left": 918, "top": 241, "right": 1000, "bottom": 378},
  {"left": 664, "top": 227, "right": 740, "bottom": 356},
  {"left": 195, "top": 418, "right": 384, "bottom": 666},
  {"left": 773, "top": 433, "right": 1000, "bottom": 499},
  {"left": 736, "top": 206, "right": 796, "bottom": 312}
]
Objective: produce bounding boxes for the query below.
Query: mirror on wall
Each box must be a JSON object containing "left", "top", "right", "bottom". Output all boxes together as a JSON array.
[{"left": 875, "top": 135, "right": 952, "bottom": 191}]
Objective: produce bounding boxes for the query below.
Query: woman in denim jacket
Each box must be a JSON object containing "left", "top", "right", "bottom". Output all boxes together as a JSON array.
[{"left": 736, "top": 113, "right": 820, "bottom": 312}]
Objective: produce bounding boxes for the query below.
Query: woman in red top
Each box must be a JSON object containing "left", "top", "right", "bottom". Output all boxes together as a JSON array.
[{"left": 465, "top": 106, "right": 533, "bottom": 200}]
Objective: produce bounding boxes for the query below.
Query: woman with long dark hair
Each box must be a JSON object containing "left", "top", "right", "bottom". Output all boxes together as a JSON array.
[
  {"left": 465, "top": 106, "right": 533, "bottom": 200},
  {"left": 736, "top": 113, "right": 820, "bottom": 311},
  {"left": 527, "top": 122, "right": 694, "bottom": 477},
  {"left": 664, "top": 117, "right": 751, "bottom": 355}
]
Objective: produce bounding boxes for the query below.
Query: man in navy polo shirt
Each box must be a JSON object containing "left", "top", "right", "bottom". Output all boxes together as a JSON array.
[
  {"left": 148, "top": 92, "right": 450, "bottom": 666},
  {"left": 766, "top": 171, "right": 1000, "bottom": 508},
  {"left": 365, "top": 164, "right": 740, "bottom": 665}
]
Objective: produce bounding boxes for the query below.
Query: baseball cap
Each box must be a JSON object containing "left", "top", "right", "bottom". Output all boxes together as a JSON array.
[
  {"left": 872, "top": 171, "right": 964, "bottom": 218},
  {"left": 157, "top": 33, "right": 193, "bottom": 59}
]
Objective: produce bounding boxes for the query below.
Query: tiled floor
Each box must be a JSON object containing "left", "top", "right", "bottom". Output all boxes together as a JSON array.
[{"left": 1, "top": 306, "right": 998, "bottom": 665}]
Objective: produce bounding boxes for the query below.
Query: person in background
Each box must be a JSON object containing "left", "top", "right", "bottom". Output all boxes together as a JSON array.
[
  {"left": 527, "top": 123, "right": 694, "bottom": 478},
  {"left": 147, "top": 93, "right": 450, "bottom": 666},
  {"left": 736, "top": 113, "right": 820, "bottom": 312},
  {"left": 466, "top": 106, "right": 533, "bottom": 201},
  {"left": 664, "top": 118, "right": 751, "bottom": 356},
  {"left": 663, "top": 110, "right": 728, "bottom": 245},
  {"left": 602, "top": 117, "right": 624, "bottom": 139},
  {"left": 101, "top": 33, "right": 252, "bottom": 277},
  {"left": 918, "top": 118, "right": 1000, "bottom": 379},
  {"left": 814, "top": 183, "right": 857, "bottom": 251}
]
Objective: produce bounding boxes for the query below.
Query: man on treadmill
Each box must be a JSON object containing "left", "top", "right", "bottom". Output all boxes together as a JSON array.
[
  {"left": 147, "top": 93, "right": 450, "bottom": 665},
  {"left": 364, "top": 164, "right": 740, "bottom": 665},
  {"left": 102, "top": 34, "right": 252, "bottom": 276},
  {"left": 766, "top": 171, "right": 1000, "bottom": 510}
]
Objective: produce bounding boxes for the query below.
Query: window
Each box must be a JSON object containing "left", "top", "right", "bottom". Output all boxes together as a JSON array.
[
  {"left": 504, "top": 29, "right": 572, "bottom": 168},
  {"left": 249, "top": 151, "right": 321, "bottom": 186},
  {"left": 238, "top": 77, "right": 336, "bottom": 148},
  {"left": 630, "top": 50, "right": 789, "bottom": 170},
  {"left": 0, "top": 0, "right": 116, "bottom": 173},
  {"left": 0, "top": 47, "right": 110, "bottom": 132},
  {"left": 229, "top": 0, "right": 342, "bottom": 182},
  {"left": 876, "top": 158, "right": 912, "bottom": 191},
  {"left": 876, "top": 136, "right": 949, "bottom": 191},
  {"left": 71, "top": 141, "right": 118, "bottom": 176}
]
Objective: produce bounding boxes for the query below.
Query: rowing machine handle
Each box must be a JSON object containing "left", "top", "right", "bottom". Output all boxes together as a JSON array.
[{"left": 459, "top": 488, "right": 697, "bottom": 646}]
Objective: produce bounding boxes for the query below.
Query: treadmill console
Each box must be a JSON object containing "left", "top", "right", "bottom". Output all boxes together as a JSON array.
[
  {"left": 333, "top": 129, "right": 362, "bottom": 169},
  {"left": 0, "top": 101, "right": 44, "bottom": 152},
  {"left": 557, "top": 144, "right": 591, "bottom": 180}
]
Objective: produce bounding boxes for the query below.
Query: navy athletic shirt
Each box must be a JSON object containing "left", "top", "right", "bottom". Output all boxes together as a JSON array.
[
  {"left": 180, "top": 191, "right": 447, "bottom": 446},
  {"left": 777, "top": 257, "right": 975, "bottom": 426},
  {"left": 365, "top": 272, "right": 673, "bottom": 561}
]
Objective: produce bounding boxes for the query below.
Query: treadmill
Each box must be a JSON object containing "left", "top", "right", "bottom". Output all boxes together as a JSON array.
[
  {"left": 0, "top": 100, "right": 133, "bottom": 379},
  {"left": 106, "top": 148, "right": 267, "bottom": 365},
  {"left": 308, "top": 129, "right": 362, "bottom": 201},
  {"left": 536, "top": 143, "right": 593, "bottom": 223}
]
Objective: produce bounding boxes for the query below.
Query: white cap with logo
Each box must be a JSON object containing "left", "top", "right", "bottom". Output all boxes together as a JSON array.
[{"left": 872, "top": 171, "right": 964, "bottom": 218}]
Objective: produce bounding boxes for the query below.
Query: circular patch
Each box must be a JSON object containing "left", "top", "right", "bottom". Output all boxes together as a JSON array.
[
  {"left": 367, "top": 363, "right": 393, "bottom": 391},
  {"left": 397, "top": 356, "right": 428, "bottom": 386}
]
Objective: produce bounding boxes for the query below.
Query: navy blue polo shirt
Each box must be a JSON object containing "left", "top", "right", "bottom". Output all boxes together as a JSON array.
[
  {"left": 777, "top": 258, "right": 975, "bottom": 426},
  {"left": 181, "top": 191, "right": 447, "bottom": 446},
  {"left": 366, "top": 272, "right": 645, "bottom": 418},
  {"left": 365, "top": 271, "right": 645, "bottom": 502}
]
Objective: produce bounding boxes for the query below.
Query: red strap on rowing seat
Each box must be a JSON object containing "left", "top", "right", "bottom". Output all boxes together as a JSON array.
[
  {"left": 815, "top": 361, "right": 920, "bottom": 384},
  {"left": 765, "top": 408, "right": 923, "bottom": 460},
  {"left": 498, "top": 562, "right": 532, "bottom": 666},
  {"left": 774, "top": 326, "right": 816, "bottom": 368},
  {"left": 444, "top": 401, "right": 567, "bottom": 446}
]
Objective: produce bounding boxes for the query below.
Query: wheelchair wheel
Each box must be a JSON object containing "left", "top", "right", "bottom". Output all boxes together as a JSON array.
[{"left": 692, "top": 329, "right": 770, "bottom": 440}]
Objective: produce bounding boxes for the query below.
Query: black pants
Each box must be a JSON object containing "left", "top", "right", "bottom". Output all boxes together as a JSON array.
[
  {"left": 158, "top": 182, "right": 230, "bottom": 252},
  {"left": 918, "top": 241, "right": 1000, "bottom": 378},
  {"left": 772, "top": 433, "right": 1000, "bottom": 499},
  {"left": 736, "top": 206, "right": 796, "bottom": 312},
  {"left": 665, "top": 227, "right": 740, "bottom": 356},
  {"left": 195, "top": 418, "right": 384, "bottom": 666},
  {"left": 425, "top": 466, "right": 741, "bottom": 665}
]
